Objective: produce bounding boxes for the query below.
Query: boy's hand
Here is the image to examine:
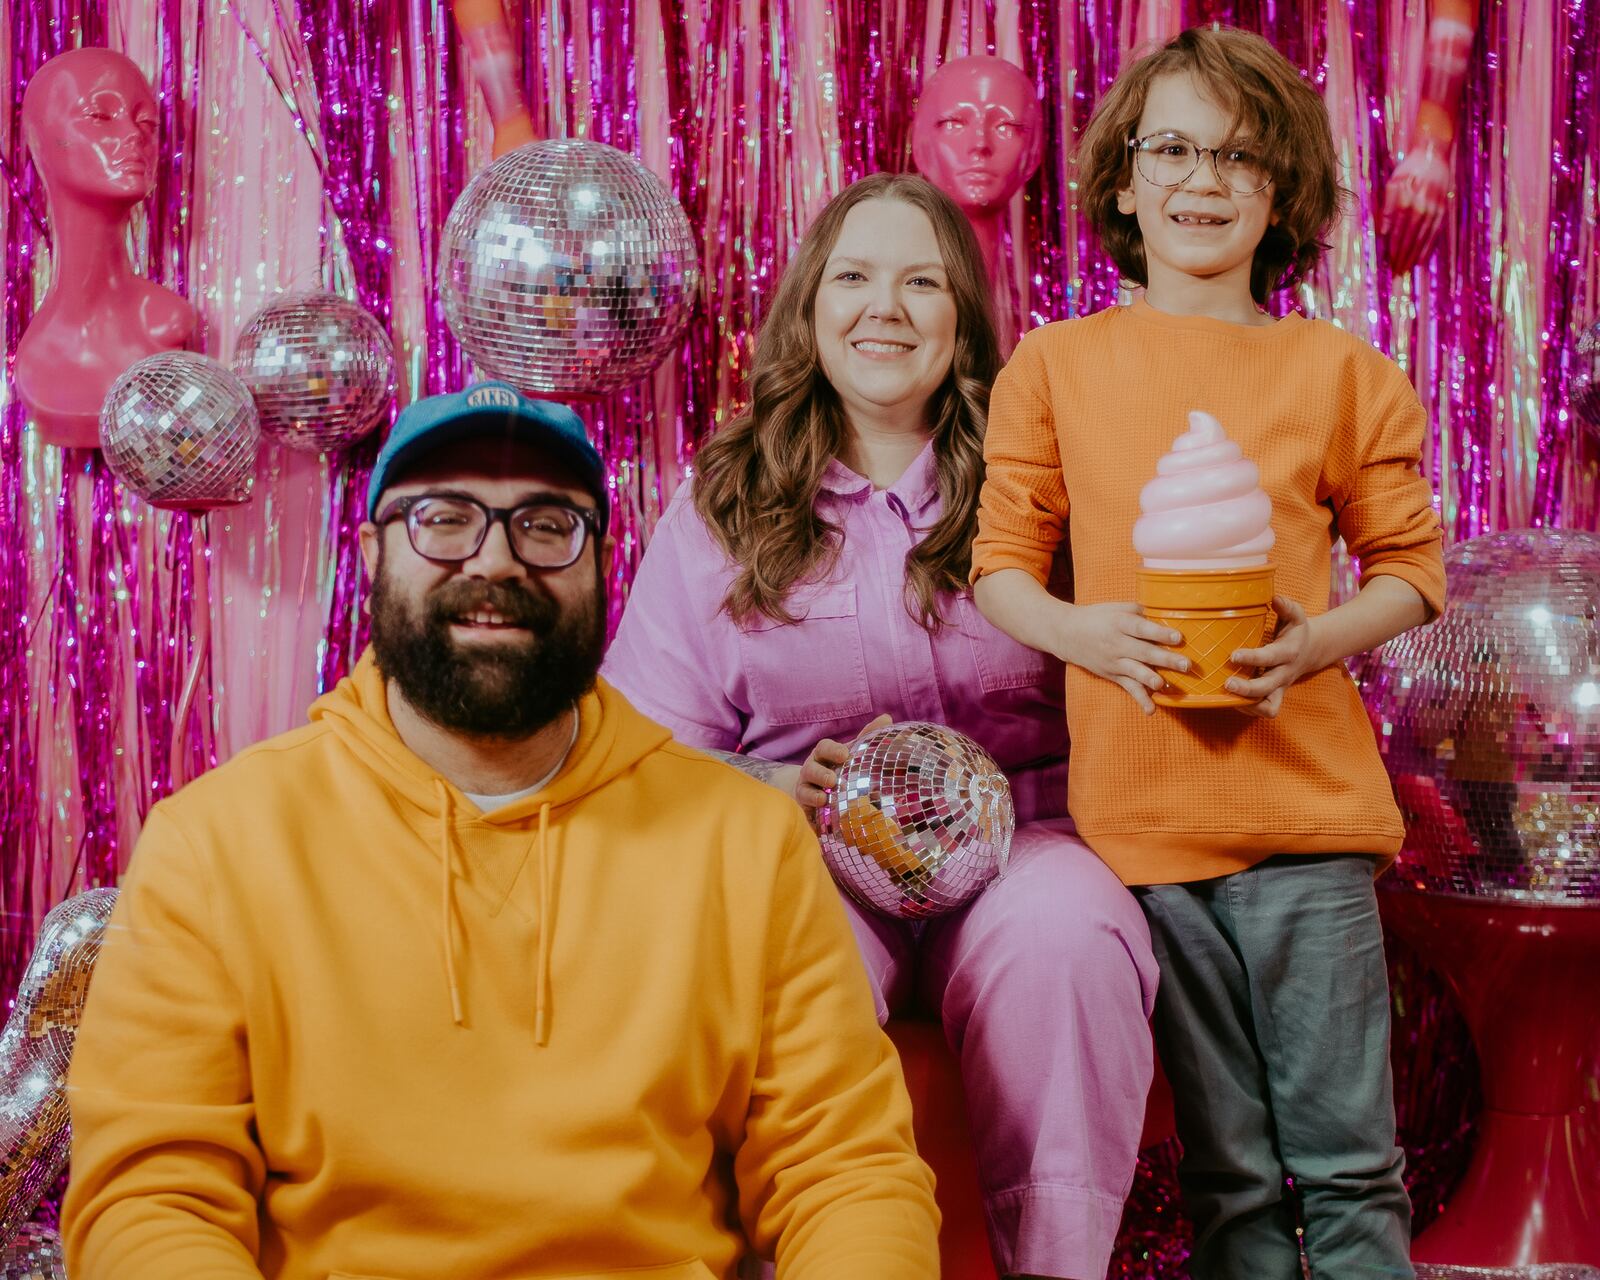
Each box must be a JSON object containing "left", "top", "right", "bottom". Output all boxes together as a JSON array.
[
  {"left": 1052, "top": 601, "right": 1189, "bottom": 717},
  {"left": 791, "top": 714, "right": 894, "bottom": 810},
  {"left": 1226, "top": 596, "right": 1320, "bottom": 719}
]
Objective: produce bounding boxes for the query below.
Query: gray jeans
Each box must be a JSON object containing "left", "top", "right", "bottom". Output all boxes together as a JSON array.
[{"left": 1135, "top": 854, "right": 1414, "bottom": 1280}]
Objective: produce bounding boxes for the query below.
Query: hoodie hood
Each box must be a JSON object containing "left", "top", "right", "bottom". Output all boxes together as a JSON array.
[
  {"left": 310, "top": 650, "right": 670, "bottom": 822},
  {"left": 308, "top": 649, "right": 672, "bottom": 1038}
]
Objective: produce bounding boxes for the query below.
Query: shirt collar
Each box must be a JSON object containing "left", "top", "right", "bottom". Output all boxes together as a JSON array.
[{"left": 817, "top": 439, "right": 940, "bottom": 515}]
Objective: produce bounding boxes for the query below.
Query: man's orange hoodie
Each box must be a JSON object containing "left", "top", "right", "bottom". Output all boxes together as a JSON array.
[{"left": 64, "top": 652, "right": 939, "bottom": 1279}]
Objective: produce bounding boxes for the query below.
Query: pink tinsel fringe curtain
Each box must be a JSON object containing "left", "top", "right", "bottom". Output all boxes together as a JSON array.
[{"left": 0, "top": 0, "right": 1595, "bottom": 1266}]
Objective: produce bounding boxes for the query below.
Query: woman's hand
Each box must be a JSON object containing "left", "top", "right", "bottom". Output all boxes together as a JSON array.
[
  {"left": 1051, "top": 601, "right": 1189, "bottom": 716},
  {"left": 1225, "top": 595, "right": 1319, "bottom": 719},
  {"left": 790, "top": 714, "right": 894, "bottom": 811}
]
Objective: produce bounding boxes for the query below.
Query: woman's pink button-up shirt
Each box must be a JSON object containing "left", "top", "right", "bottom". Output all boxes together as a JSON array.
[{"left": 603, "top": 445, "right": 1069, "bottom": 824}]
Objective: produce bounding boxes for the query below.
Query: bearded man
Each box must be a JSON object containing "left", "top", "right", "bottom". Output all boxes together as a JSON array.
[{"left": 64, "top": 382, "right": 939, "bottom": 1280}]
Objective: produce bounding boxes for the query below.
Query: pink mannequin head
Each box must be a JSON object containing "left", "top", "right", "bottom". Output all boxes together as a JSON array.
[
  {"left": 22, "top": 47, "right": 159, "bottom": 212},
  {"left": 14, "top": 47, "right": 193, "bottom": 450},
  {"left": 912, "top": 56, "right": 1043, "bottom": 216}
]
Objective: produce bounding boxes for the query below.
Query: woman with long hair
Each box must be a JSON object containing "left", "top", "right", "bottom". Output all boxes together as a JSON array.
[{"left": 604, "top": 173, "right": 1157, "bottom": 1280}]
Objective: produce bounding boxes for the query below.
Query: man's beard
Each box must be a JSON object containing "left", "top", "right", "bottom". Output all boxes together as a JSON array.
[{"left": 369, "top": 552, "right": 606, "bottom": 740}]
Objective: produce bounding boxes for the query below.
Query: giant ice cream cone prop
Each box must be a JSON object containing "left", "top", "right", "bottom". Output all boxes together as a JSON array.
[{"left": 1134, "top": 411, "right": 1276, "bottom": 709}]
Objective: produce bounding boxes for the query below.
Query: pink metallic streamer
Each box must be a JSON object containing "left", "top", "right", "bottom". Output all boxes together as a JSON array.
[
  {"left": 1, "top": 1, "right": 106, "bottom": 998},
  {"left": 301, "top": 0, "right": 397, "bottom": 690},
  {"left": 1532, "top": 0, "right": 1598, "bottom": 526}
]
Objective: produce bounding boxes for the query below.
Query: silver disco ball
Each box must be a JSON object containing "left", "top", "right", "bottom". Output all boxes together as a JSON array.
[
  {"left": 0, "top": 1224, "right": 63, "bottom": 1280},
  {"left": 439, "top": 138, "right": 700, "bottom": 396},
  {"left": 0, "top": 889, "right": 118, "bottom": 1249},
  {"left": 1571, "top": 318, "right": 1600, "bottom": 439},
  {"left": 1360, "top": 529, "right": 1600, "bottom": 902},
  {"left": 815, "top": 721, "right": 1015, "bottom": 920},
  {"left": 233, "top": 291, "right": 395, "bottom": 452},
  {"left": 101, "top": 352, "right": 259, "bottom": 510}
]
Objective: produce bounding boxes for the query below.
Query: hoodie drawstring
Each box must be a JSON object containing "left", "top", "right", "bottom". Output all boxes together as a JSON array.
[
  {"left": 436, "top": 783, "right": 556, "bottom": 1044},
  {"left": 436, "top": 780, "right": 465, "bottom": 1026},
  {"left": 534, "top": 802, "right": 552, "bottom": 1046}
]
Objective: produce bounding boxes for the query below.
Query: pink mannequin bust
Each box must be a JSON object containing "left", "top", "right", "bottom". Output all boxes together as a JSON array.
[
  {"left": 912, "top": 56, "right": 1043, "bottom": 286},
  {"left": 15, "top": 48, "right": 196, "bottom": 450}
]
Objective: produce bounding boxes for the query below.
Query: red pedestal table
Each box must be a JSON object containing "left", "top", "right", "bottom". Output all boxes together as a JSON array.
[{"left": 1382, "top": 890, "right": 1600, "bottom": 1267}]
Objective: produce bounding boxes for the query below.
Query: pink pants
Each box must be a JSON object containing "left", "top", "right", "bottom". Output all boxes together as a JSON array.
[{"left": 846, "top": 819, "right": 1158, "bottom": 1279}]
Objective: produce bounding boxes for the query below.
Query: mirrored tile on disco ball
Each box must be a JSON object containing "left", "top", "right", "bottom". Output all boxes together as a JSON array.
[
  {"left": 0, "top": 1224, "right": 64, "bottom": 1280},
  {"left": 1570, "top": 318, "right": 1600, "bottom": 439}
]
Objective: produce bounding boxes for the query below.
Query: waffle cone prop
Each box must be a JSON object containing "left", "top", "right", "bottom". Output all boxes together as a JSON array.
[{"left": 1133, "top": 411, "right": 1277, "bottom": 709}]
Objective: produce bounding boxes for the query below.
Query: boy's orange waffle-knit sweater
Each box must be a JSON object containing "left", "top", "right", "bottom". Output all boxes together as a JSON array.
[{"left": 973, "top": 299, "right": 1446, "bottom": 886}]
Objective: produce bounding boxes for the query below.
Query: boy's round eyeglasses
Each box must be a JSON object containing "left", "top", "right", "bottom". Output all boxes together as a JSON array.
[{"left": 1127, "top": 133, "right": 1273, "bottom": 197}]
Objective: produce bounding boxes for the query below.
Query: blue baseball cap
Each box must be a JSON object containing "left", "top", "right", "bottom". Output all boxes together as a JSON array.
[{"left": 366, "top": 380, "right": 608, "bottom": 533}]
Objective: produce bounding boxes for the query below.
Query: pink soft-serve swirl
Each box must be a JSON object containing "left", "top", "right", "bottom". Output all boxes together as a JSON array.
[{"left": 1133, "top": 411, "right": 1275, "bottom": 570}]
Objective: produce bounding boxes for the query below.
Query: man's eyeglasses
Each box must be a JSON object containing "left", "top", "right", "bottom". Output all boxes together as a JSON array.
[
  {"left": 376, "top": 494, "right": 600, "bottom": 570},
  {"left": 1127, "top": 132, "right": 1273, "bottom": 196}
]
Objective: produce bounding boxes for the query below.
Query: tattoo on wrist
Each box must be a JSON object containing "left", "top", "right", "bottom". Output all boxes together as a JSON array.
[{"left": 703, "top": 748, "right": 790, "bottom": 788}]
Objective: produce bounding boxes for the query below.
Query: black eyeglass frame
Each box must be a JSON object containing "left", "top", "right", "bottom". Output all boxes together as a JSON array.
[
  {"left": 375, "top": 493, "right": 601, "bottom": 570},
  {"left": 1126, "top": 132, "right": 1274, "bottom": 197}
]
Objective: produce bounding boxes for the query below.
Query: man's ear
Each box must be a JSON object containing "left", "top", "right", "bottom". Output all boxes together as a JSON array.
[{"left": 359, "top": 521, "right": 382, "bottom": 581}]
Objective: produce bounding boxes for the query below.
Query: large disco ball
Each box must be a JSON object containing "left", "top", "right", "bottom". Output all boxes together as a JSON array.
[
  {"left": 1571, "top": 318, "right": 1600, "bottom": 438},
  {"left": 439, "top": 138, "right": 700, "bottom": 397},
  {"left": 1360, "top": 528, "right": 1600, "bottom": 902},
  {"left": 0, "top": 889, "right": 117, "bottom": 1250},
  {"left": 101, "top": 352, "right": 259, "bottom": 510},
  {"left": 815, "top": 721, "right": 1015, "bottom": 920},
  {"left": 233, "top": 291, "right": 395, "bottom": 452}
]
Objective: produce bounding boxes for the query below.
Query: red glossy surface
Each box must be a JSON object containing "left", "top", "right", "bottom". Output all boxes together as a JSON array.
[{"left": 1383, "top": 892, "right": 1600, "bottom": 1265}]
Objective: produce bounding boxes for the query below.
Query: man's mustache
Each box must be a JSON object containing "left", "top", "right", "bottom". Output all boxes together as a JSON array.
[{"left": 426, "top": 581, "right": 557, "bottom": 631}]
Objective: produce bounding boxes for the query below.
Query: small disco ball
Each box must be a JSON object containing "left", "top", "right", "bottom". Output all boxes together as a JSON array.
[
  {"left": 439, "top": 138, "right": 700, "bottom": 397},
  {"left": 233, "top": 291, "right": 395, "bottom": 452},
  {"left": 1360, "top": 528, "right": 1600, "bottom": 902},
  {"left": 101, "top": 352, "right": 259, "bottom": 511},
  {"left": 815, "top": 721, "right": 1015, "bottom": 920},
  {"left": 1571, "top": 318, "right": 1600, "bottom": 439}
]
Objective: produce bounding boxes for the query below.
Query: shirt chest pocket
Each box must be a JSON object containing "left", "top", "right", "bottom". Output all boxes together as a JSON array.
[
  {"left": 736, "top": 581, "right": 874, "bottom": 727},
  {"left": 954, "top": 593, "right": 1060, "bottom": 693}
]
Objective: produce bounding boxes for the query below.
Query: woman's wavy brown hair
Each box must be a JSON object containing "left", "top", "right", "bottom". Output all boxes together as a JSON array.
[
  {"left": 1078, "top": 26, "right": 1347, "bottom": 305},
  {"left": 692, "top": 172, "right": 1000, "bottom": 629}
]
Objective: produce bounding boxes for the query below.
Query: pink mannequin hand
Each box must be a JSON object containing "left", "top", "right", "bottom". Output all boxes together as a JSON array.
[
  {"left": 454, "top": 0, "right": 536, "bottom": 159},
  {"left": 1382, "top": 143, "right": 1452, "bottom": 273}
]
